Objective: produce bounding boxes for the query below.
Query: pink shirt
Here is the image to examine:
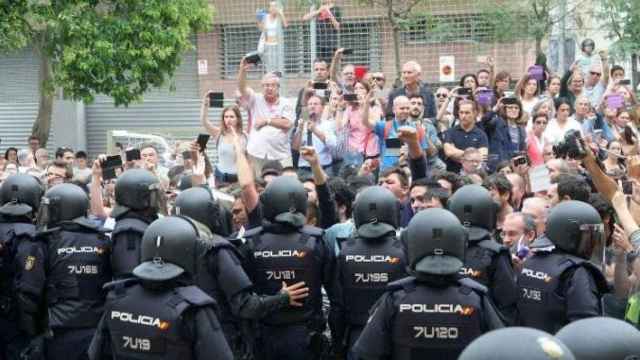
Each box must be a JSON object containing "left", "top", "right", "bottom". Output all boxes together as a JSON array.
[{"left": 345, "top": 106, "right": 379, "bottom": 157}]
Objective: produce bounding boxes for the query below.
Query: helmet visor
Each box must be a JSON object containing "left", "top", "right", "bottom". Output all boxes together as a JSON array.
[{"left": 576, "top": 223, "right": 604, "bottom": 259}]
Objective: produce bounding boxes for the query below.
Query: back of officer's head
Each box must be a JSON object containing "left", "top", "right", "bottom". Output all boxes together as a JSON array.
[
  {"left": 556, "top": 317, "right": 640, "bottom": 360},
  {"left": 260, "top": 176, "right": 307, "bottom": 228}
]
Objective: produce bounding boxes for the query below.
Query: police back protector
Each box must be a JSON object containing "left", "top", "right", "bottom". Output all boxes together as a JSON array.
[
  {"left": 45, "top": 225, "right": 111, "bottom": 329},
  {"left": 517, "top": 251, "right": 608, "bottom": 333},
  {"left": 389, "top": 277, "right": 484, "bottom": 359},
  {"left": 249, "top": 225, "right": 324, "bottom": 326},
  {"left": 111, "top": 217, "right": 149, "bottom": 278},
  {"left": 105, "top": 284, "right": 214, "bottom": 359},
  {"left": 339, "top": 234, "right": 407, "bottom": 326},
  {"left": 460, "top": 239, "right": 505, "bottom": 286}
]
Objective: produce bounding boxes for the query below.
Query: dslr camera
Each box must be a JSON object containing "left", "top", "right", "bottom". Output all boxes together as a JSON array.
[{"left": 553, "top": 129, "right": 587, "bottom": 160}]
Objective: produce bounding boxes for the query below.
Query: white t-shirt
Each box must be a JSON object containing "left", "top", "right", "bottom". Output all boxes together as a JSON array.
[
  {"left": 544, "top": 117, "right": 583, "bottom": 144},
  {"left": 240, "top": 92, "right": 294, "bottom": 161}
]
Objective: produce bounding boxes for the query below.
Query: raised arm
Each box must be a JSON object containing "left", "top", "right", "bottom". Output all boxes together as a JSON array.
[
  {"left": 200, "top": 91, "right": 222, "bottom": 139},
  {"left": 232, "top": 127, "right": 259, "bottom": 212},
  {"left": 329, "top": 48, "right": 344, "bottom": 83},
  {"left": 238, "top": 58, "right": 252, "bottom": 98},
  {"left": 89, "top": 157, "right": 109, "bottom": 219}
]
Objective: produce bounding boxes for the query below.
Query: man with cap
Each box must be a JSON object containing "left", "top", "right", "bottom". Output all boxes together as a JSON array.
[
  {"left": 352, "top": 208, "right": 503, "bottom": 359},
  {"left": 88, "top": 216, "right": 233, "bottom": 360},
  {"left": 18, "top": 183, "right": 111, "bottom": 360},
  {"left": 330, "top": 186, "right": 408, "bottom": 358},
  {"left": 459, "top": 327, "right": 575, "bottom": 360},
  {"left": 173, "top": 187, "right": 310, "bottom": 358},
  {"left": 556, "top": 317, "right": 640, "bottom": 359},
  {"left": 0, "top": 175, "right": 44, "bottom": 359},
  {"left": 109, "top": 168, "right": 161, "bottom": 278},
  {"left": 242, "top": 176, "right": 335, "bottom": 360},
  {"left": 447, "top": 184, "right": 519, "bottom": 325},
  {"left": 517, "top": 200, "right": 609, "bottom": 333}
]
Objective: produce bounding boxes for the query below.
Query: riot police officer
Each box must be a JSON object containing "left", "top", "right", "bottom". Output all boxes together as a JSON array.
[
  {"left": 517, "top": 200, "right": 609, "bottom": 333},
  {"left": 21, "top": 183, "right": 112, "bottom": 360},
  {"left": 0, "top": 174, "right": 43, "bottom": 360},
  {"left": 88, "top": 216, "right": 233, "bottom": 360},
  {"left": 110, "top": 169, "right": 160, "bottom": 278},
  {"left": 330, "top": 186, "right": 408, "bottom": 357},
  {"left": 459, "top": 327, "right": 575, "bottom": 360},
  {"left": 173, "top": 187, "right": 309, "bottom": 357},
  {"left": 243, "top": 176, "right": 334, "bottom": 360},
  {"left": 352, "top": 208, "right": 504, "bottom": 359},
  {"left": 447, "top": 184, "right": 518, "bottom": 324},
  {"left": 556, "top": 317, "right": 640, "bottom": 359}
]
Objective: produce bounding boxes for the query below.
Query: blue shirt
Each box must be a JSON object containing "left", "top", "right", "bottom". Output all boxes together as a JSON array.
[{"left": 374, "top": 118, "right": 428, "bottom": 170}]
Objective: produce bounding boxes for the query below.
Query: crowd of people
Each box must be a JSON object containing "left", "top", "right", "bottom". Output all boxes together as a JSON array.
[{"left": 1, "top": 38, "right": 640, "bottom": 359}]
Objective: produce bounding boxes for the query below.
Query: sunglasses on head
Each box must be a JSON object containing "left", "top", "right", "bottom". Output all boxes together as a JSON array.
[{"left": 436, "top": 93, "right": 448, "bottom": 98}]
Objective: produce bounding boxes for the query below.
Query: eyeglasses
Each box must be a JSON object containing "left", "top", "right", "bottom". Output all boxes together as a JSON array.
[
  {"left": 590, "top": 72, "right": 602, "bottom": 76},
  {"left": 535, "top": 121, "right": 548, "bottom": 125},
  {"left": 436, "top": 93, "right": 448, "bottom": 98},
  {"left": 373, "top": 77, "right": 385, "bottom": 81},
  {"left": 506, "top": 105, "right": 520, "bottom": 110}
]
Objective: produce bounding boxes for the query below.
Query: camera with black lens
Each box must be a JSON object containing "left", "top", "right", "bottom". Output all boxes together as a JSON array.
[{"left": 553, "top": 130, "right": 587, "bottom": 160}]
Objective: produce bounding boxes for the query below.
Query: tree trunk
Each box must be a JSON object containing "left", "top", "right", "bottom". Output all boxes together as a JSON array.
[
  {"left": 535, "top": 36, "right": 542, "bottom": 57},
  {"left": 392, "top": 25, "right": 402, "bottom": 88},
  {"left": 32, "top": 47, "right": 53, "bottom": 147}
]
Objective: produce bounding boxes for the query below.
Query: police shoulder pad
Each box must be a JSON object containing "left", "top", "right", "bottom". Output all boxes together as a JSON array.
[
  {"left": 300, "top": 225, "right": 324, "bottom": 237},
  {"left": 576, "top": 262, "right": 609, "bottom": 294},
  {"left": 458, "top": 277, "right": 488, "bottom": 295},
  {"left": 242, "top": 226, "right": 263, "bottom": 239},
  {"left": 386, "top": 276, "right": 416, "bottom": 293},
  {"left": 176, "top": 285, "right": 216, "bottom": 307},
  {"left": 71, "top": 217, "right": 105, "bottom": 233},
  {"left": 112, "top": 217, "right": 149, "bottom": 235},
  {"left": 13, "top": 223, "right": 36, "bottom": 239},
  {"left": 103, "top": 277, "right": 140, "bottom": 292},
  {"left": 477, "top": 239, "right": 506, "bottom": 254}
]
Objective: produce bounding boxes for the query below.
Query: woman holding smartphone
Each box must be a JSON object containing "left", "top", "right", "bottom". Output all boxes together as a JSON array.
[{"left": 200, "top": 90, "right": 247, "bottom": 185}]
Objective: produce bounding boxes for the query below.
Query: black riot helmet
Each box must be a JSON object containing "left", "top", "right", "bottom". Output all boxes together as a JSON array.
[
  {"left": 112, "top": 169, "right": 160, "bottom": 218},
  {"left": 260, "top": 176, "right": 307, "bottom": 228},
  {"left": 556, "top": 317, "right": 640, "bottom": 360},
  {"left": 405, "top": 208, "right": 466, "bottom": 275},
  {"left": 545, "top": 200, "right": 603, "bottom": 259},
  {"left": 353, "top": 186, "right": 399, "bottom": 239},
  {"left": 174, "top": 187, "right": 220, "bottom": 234},
  {"left": 459, "top": 327, "right": 574, "bottom": 360},
  {"left": 38, "top": 183, "right": 89, "bottom": 227},
  {"left": 133, "top": 216, "right": 200, "bottom": 282},
  {"left": 0, "top": 174, "right": 44, "bottom": 218},
  {"left": 447, "top": 184, "right": 498, "bottom": 241}
]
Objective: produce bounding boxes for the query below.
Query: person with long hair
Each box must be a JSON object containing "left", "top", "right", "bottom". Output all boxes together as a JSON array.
[
  {"left": 479, "top": 97, "right": 527, "bottom": 171},
  {"left": 258, "top": 1, "right": 288, "bottom": 75},
  {"left": 337, "top": 80, "right": 379, "bottom": 167},
  {"left": 545, "top": 97, "right": 582, "bottom": 144},
  {"left": 200, "top": 91, "right": 247, "bottom": 185},
  {"left": 460, "top": 73, "right": 478, "bottom": 92},
  {"left": 545, "top": 75, "right": 562, "bottom": 98},
  {"left": 515, "top": 74, "right": 540, "bottom": 116},
  {"left": 493, "top": 71, "right": 511, "bottom": 99},
  {"left": 602, "top": 140, "right": 626, "bottom": 179},
  {"left": 611, "top": 108, "right": 639, "bottom": 156}
]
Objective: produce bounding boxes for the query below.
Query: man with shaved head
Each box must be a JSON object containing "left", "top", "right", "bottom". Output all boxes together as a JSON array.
[{"left": 386, "top": 60, "right": 437, "bottom": 119}]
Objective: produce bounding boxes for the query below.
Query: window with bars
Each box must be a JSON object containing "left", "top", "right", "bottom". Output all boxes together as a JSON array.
[
  {"left": 400, "top": 13, "right": 497, "bottom": 44},
  {"left": 219, "top": 18, "right": 382, "bottom": 79}
]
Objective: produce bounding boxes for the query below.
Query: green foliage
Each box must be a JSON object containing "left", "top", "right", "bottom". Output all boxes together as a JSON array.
[
  {"left": 0, "top": 0, "right": 213, "bottom": 106},
  {"left": 599, "top": 0, "right": 640, "bottom": 59},
  {"left": 0, "top": 0, "right": 31, "bottom": 50},
  {"left": 476, "top": 0, "right": 553, "bottom": 44}
]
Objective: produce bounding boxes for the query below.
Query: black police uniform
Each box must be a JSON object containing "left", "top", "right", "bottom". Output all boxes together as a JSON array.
[
  {"left": 517, "top": 200, "right": 610, "bottom": 333},
  {"left": 517, "top": 250, "right": 608, "bottom": 333},
  {"left": 89, "top": 215, "right": 233, "bottom": 360},
  {"left": 89, "top": 280, "right": 232, "bottom": 360},
  {"left": 0, "top": 217, "right": 39, "bottom": 360},
  {"left": 40, "top": 219, "right": 112, "bottom": 360},
  {"left": 0, "top": 174, "right": 45, "bottom": 360},
  {"left": 330, "top": 186, "right": 408, "bottom": 355},
  {"left": 353, "top": 209, "right": 504, "bottom": 360},
  {"left": 110, "top": 169, "right": 160, "bottom": 279},
  {"left": 447, "top": 185, "right": 519, "bottom": 325}
]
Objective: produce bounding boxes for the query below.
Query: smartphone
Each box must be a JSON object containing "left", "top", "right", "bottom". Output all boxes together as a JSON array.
[
  {"left": 619, "top": 79, "right": 631, "bottom": 86},
  {"left": 102, "top": 167, "right": 117, "bottom": 181},
  {"left": 125, "top": 149, "right": 140, "bottom": 162},
  {"left": 208, "top": 92, "right": 224, "bottom": 108},
  {"left": 457, "top": 88, "right": 472, "bottom": 97},
  {"left": 385, "top": 138, "right": 403, "bottom": 156},
  {"left": 244, "top": 51, "right": 262, "bottom": 64},
  {"left": 182, "top": 151, "right": 192, "bottom": 160},
  {"left": 342, "top": 48, "right": 354, "bottom": 56},
  {"left": 343, "top": 93, "right": 358, "bottom": 102},
  {"left": 197, "top": 134, "right": 210, "bottom": 151},
  {"left": 313, "top": 82, "right": 328, "bottom": 90},
  {"left": 101, "top": 155, "right": 123, "bottom": 169}
]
